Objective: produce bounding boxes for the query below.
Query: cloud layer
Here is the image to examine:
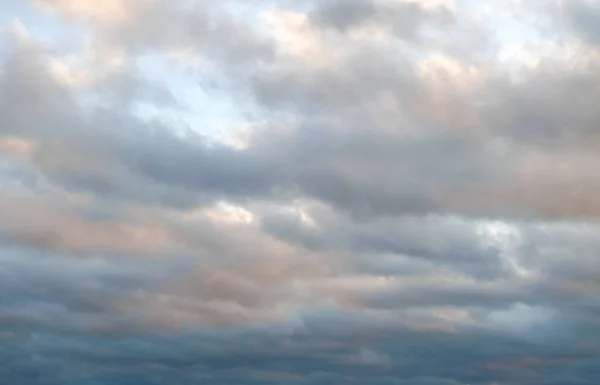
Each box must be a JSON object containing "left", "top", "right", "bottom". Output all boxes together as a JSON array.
[{"left": 2, "top": 0, "right": 600, "bottom": 384}]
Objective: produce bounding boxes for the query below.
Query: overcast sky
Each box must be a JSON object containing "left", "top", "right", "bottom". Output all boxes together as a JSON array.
[{"left": 2, "top": 0, "right": 600, "bottom": 384}]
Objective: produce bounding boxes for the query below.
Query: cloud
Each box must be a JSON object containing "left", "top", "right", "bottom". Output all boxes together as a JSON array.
[
  {"left": 309, "top": 0, "right": 453, "bottom": 36},
  {"left": 564, "top": 0, "right": 600, "bottom": 46},
  {"left": 2, "top": 0, "right": 600, "bottom": 384}
]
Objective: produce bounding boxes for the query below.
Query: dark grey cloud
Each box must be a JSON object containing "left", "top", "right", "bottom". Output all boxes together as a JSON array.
[{"left": 0, "top": 309, "right": 598, "bottom": 384}]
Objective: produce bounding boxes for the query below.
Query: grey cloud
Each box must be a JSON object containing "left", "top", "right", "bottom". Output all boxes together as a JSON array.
[
  {"left": 0, "top": 39, "right": 491, "bottom": 218},
  {"left": 564, "top": 0, "right": 600, "bottom": 45},
  {"left": 310, "top": 0, "right": 452, "bottom": 38},
  {"left": 0, "top": 41, "right": 271, "bottom": 209},
  {"left": 93, "top": 71, "right": 179, "bottom": 108},
  {"left": 248, "top": 48, "right": 420, "bottom": 120},
  {"left": 248, "top": 126, "right": 508, "bottom": 218},
  {"left": 242, "top": 36, "right": 600, "bottom": 219},
  {"left": 258, "top": 202, "right": 600, "bottom": 315},
  {"left": 2, "top": 310, "right": 596, "bottom": 384},
  {"left": 260, "top": 210, "right": 511, "bottom": 279},
  {"left": 4, "top": 0, "right": 600, "bottom": 384},
  {"left": 310, "top": 0, "right": 379, "bottom": 32},
  {"left": 0, "top": 246, "right": 177, "bottom": 336},
  {"left": 34, "top": 0, "right": 275, "bottom": 67},
  {"left": 479, "top": 61, "right": 600, "bottom": 149},
  {"left": 9, "top": 5, "right": 600, "bottom": 220}
]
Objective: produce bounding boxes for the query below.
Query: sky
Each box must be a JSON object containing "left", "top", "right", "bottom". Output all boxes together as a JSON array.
[{"left": 2, "top": 0, "right": 600, "bottom": 384}]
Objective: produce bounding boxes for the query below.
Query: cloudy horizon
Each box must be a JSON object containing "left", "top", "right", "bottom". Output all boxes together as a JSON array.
[{"left": 2, "top": 0, "right": 600, "bottom": 384}]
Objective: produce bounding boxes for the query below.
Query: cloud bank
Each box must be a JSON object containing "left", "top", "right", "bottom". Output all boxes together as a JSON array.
[{"left": 2, "top": 0, "right": 600, "bottom": 384}]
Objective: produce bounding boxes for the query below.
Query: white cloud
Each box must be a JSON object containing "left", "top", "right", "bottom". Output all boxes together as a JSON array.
[{"left": 33, "top": 0, "right": 132, "bottom": 22}]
